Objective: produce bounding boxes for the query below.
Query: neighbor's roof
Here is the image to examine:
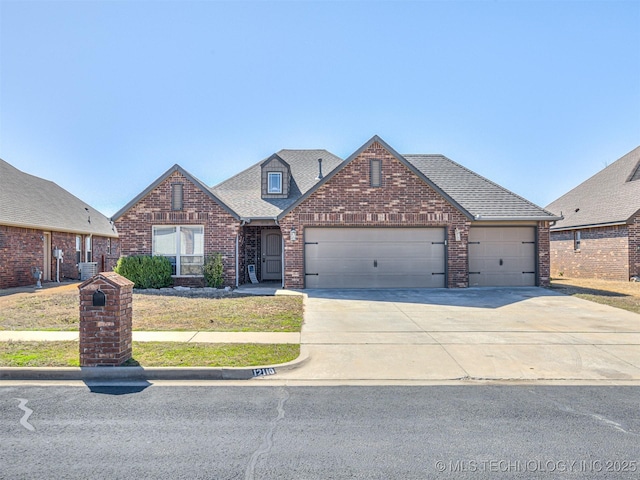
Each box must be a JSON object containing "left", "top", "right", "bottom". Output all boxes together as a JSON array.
[
  {"left": 212, "top": 149, "right": 344, "bottom": 219},
  {"left": 0, "top": 158, "right": 117, "bottom": 237},
  {"left": 546, "top": 146, "right": 640, "bottom": 230},
  {"left": 405, "top": 154, "right": 558, "bottom": 221}
]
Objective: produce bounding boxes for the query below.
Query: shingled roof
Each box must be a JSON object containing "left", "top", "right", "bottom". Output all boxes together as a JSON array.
[
  {"left": 546, "top": 146, "right": 640, "bottom": 230},
  {"left": 0, "top": 158, "right": 117, "bottom": 237},
  {"left": 212, "top": 136, "right": 558, "bottom": 222},
  {"left": 212, "top": 149, "right": 344, "bottom": 219},
  {"left": 405, "top": 154, "right": 557, "bottom": 220}
]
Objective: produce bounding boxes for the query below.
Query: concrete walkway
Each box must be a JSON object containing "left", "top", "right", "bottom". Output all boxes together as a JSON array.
[
  {"left": 0, "top": 330, "right": 299, "bottom": 344},
  {"left": 275, "top": 287, "right": 640, "bottom": 383}
]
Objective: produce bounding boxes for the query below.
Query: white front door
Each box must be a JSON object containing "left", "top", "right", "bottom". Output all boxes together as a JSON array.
[{"left": 261, "top": 230, "right": 282, "bottom": 281}]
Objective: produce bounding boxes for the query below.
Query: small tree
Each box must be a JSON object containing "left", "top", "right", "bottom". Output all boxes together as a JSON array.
[{"left": 203, "top": 253, "right": 225, "bottom": 288}]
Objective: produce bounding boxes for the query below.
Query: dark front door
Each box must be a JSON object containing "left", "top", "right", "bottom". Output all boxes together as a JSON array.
[{"left": 261, "top": 230, "right": 282, "bottom": 281}]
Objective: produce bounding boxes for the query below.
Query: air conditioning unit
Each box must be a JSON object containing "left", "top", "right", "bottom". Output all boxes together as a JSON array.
[{"left": 79, "top": 262, "right": 98, "bottom": 281}]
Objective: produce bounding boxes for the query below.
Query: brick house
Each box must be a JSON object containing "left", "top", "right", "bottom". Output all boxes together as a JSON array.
[
  {"left": 113, "top": 136, "right": 559, "bottom": 289},
  {"left": 546, "top": 145, "right": 640, "bottom": 281},
  {"left": 0, "top": 159, "right": 119, "bottom": 289}
]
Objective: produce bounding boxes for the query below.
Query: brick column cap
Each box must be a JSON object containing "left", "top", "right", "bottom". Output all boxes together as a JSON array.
[{"left": 78, "top": 271, "right": 134, "bottom": 290}]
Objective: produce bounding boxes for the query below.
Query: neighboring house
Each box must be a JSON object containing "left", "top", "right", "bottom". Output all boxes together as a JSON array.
[
  {"left": 113, "top": 135, "right": 559, "bottom": 289},
  {"left": 0, "top": 159, "right": 119, "bottom": 289},
  {"left": 546, "top": 146, "right": 640, "bottom": 281}
]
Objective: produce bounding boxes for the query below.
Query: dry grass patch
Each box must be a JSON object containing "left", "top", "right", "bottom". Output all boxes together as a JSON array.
[
  {"left": 0, "top": 287, "right": 303, "bottom": 332},
  {"left": 0, "top": 341, "right": 299, "bottom": 367},
  {"left": 551, "top": 277, "right": 640, "bottom": 314},
  {"left": 132, "top": 294, "right": 303, "bottom": 331}
]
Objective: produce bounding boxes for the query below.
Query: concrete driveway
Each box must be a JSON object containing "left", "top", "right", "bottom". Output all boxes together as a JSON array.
[{"left": 277, "top": 288, "right": 640, "bottom": 383}]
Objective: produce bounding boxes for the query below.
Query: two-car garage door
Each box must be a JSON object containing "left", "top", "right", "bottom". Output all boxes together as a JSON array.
[{"left": 304, "top": 228, "right": 446, "bottom": 288}]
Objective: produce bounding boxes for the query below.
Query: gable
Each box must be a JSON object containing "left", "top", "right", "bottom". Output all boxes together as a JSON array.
[
  {"left": 285, "top": 140, "right": 469, "bottom": 221},
  {"left": 117, "top": 171, "right": 236, "bottom": 224},
  {"left": 112, "top": 164, "right": 238, "bottom": 222}
]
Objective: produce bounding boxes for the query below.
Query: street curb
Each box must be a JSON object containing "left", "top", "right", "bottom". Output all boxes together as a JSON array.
[{"left": 0, "top": 349, "right": 310, "bottom": 381}]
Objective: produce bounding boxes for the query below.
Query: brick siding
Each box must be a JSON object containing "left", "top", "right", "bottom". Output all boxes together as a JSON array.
[
  {"left": 550, "top": 225, "right": 630, "bottom": 280},
  {"left": 537, "top": 222, "right": 551, "bottom": 287},
  {"left": 628, "top": 213, "right": 640, "bottom": 278},
  {"left": 280, "top": 141, "right": 472, "bottom": 289},
  {"left": 115, "top": 171, "right": 240, "bottom": 287},
  {"left": 0, "top": 225, "right": 119, "bottom": 289}
]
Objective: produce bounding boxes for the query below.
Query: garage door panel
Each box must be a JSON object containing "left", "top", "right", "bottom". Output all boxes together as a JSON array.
[
  {"left": 468, "top": 227, "right": 536, "bottom": 287},
  {"left": 304, "top": 228, "right": 445, "bottom": 288}
]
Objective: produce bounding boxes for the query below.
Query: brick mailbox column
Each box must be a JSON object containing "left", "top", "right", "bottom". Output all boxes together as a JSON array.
[{"left": 79, "top": 272, "right": 134, "bottom": 367}]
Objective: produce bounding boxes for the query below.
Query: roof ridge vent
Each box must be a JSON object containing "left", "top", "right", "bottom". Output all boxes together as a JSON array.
[{"left": 315, "top": 158, "right": 323, "bottom": 180}]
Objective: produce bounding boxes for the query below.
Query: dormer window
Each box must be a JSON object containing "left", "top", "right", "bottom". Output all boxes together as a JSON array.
[
  {"left": 268, "top": 172, "right": 283, "bottom": 194},
  {"left": 261, "top": 154, "right": 290, "bottom": 198}
]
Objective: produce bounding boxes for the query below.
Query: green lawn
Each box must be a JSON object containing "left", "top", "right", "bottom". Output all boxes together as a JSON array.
[{"left": 0, "top": 341, "right": 300, "bottom": 367}]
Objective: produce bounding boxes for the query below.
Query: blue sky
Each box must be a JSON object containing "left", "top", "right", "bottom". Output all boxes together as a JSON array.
[{"left": 1, "top": 0, "right": 639, "bottom": 218}]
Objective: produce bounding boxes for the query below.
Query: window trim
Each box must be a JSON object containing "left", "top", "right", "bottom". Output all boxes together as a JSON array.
[
  {"left": 76, "top": 235, "right": 82, "bottom": 265},
  {"left": 171, "top": 183, "right": 184, "bottom": 211},
  {"left": 370, "top": 159, "right": 382, "bottom": 187},
  {"left": 85, "top": 236, "right": 92, "bottom": 262},
  {"left": 268, "top": 172, "right": 283, "bottom": 194},
  {"left": 152, "top": 225, "right": 205, "bottom": 276},
  {"left": 574, "top": 230, "right": 581, "bottom": 251}
]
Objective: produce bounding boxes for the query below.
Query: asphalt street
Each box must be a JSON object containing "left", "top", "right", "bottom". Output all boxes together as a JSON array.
[{"left": 1, "top": 384, "right": 638, "bottom": 479}]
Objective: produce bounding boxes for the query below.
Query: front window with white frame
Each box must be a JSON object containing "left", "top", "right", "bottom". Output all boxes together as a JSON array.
[
  {"left": 153, "top": 225, "right": 204, "bottom": 276},
  {"left": 85, "top": 236, "right": 92, "bottom": 262},
  {"left": 268, "top": 172, "right": 282, "bottom": 193}
]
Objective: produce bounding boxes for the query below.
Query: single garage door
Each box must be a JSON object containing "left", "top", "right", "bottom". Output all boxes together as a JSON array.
[
  {"left": 304, "top": 227, "right": 446, "bottom": 288},
  {"left": 468, "top": 227, "right": 536, "bottom": 287}
]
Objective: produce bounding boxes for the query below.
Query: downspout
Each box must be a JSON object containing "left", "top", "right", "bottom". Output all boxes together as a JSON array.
[
  {"left": 235, "top": 234, "right": 239, "bottom": 288},
  {"left": 237, "top": 220, "right": 249, "bottom": 288}
]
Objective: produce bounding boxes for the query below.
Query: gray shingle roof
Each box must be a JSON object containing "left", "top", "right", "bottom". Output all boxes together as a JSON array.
[
  {"left": 0, "top": 158, "right": 117, "bottom": 237},
  {"left": 405, "top": 154, "right": 557, "bottom": 220},
  {"left": 546, "top": 146, "right": 640, "bottom": 230},
  {"left": 211, "top": 149, "right": 344, "bottom": 219}
]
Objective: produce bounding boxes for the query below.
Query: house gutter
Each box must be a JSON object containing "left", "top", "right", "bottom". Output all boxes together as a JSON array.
[
  {"left": 550, "top": 220, "right": 628, "bottom": 231},
  {"left": 473, "top": 215, "right": 563, "bottom": 222}
]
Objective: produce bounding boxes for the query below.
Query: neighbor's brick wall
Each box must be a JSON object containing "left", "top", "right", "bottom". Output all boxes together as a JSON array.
[
  {"left": 51, "top": 232, "right": 82, "bottom": 281},
  {"left": 0, "top": 226, "right": 119, "bottom": 289},
  {"left": 115, "top": 171, "right": 240, "bottom": 287},
  {"left": 550, "top": 226, "right": 629, "bottom": 280},
  {"left": 628, "top": 213, "right": 640, "bottom": 278},
  {"left": 0, "top": 226, "right": 45, "bottom": 289},
  {"left": 92, "top": 236, "right": 121, "bottom": 273},
  {"left": 280, "top": 141, "right": 472, "bottom": 289}
]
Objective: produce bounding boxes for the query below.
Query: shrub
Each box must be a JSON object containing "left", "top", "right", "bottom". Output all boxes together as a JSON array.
[
  {"left": 203, "top": 253, "right": 225, "bottom": 288},
  {"left": 114, "top": 255, "right": 173, "bottom": 289}
]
